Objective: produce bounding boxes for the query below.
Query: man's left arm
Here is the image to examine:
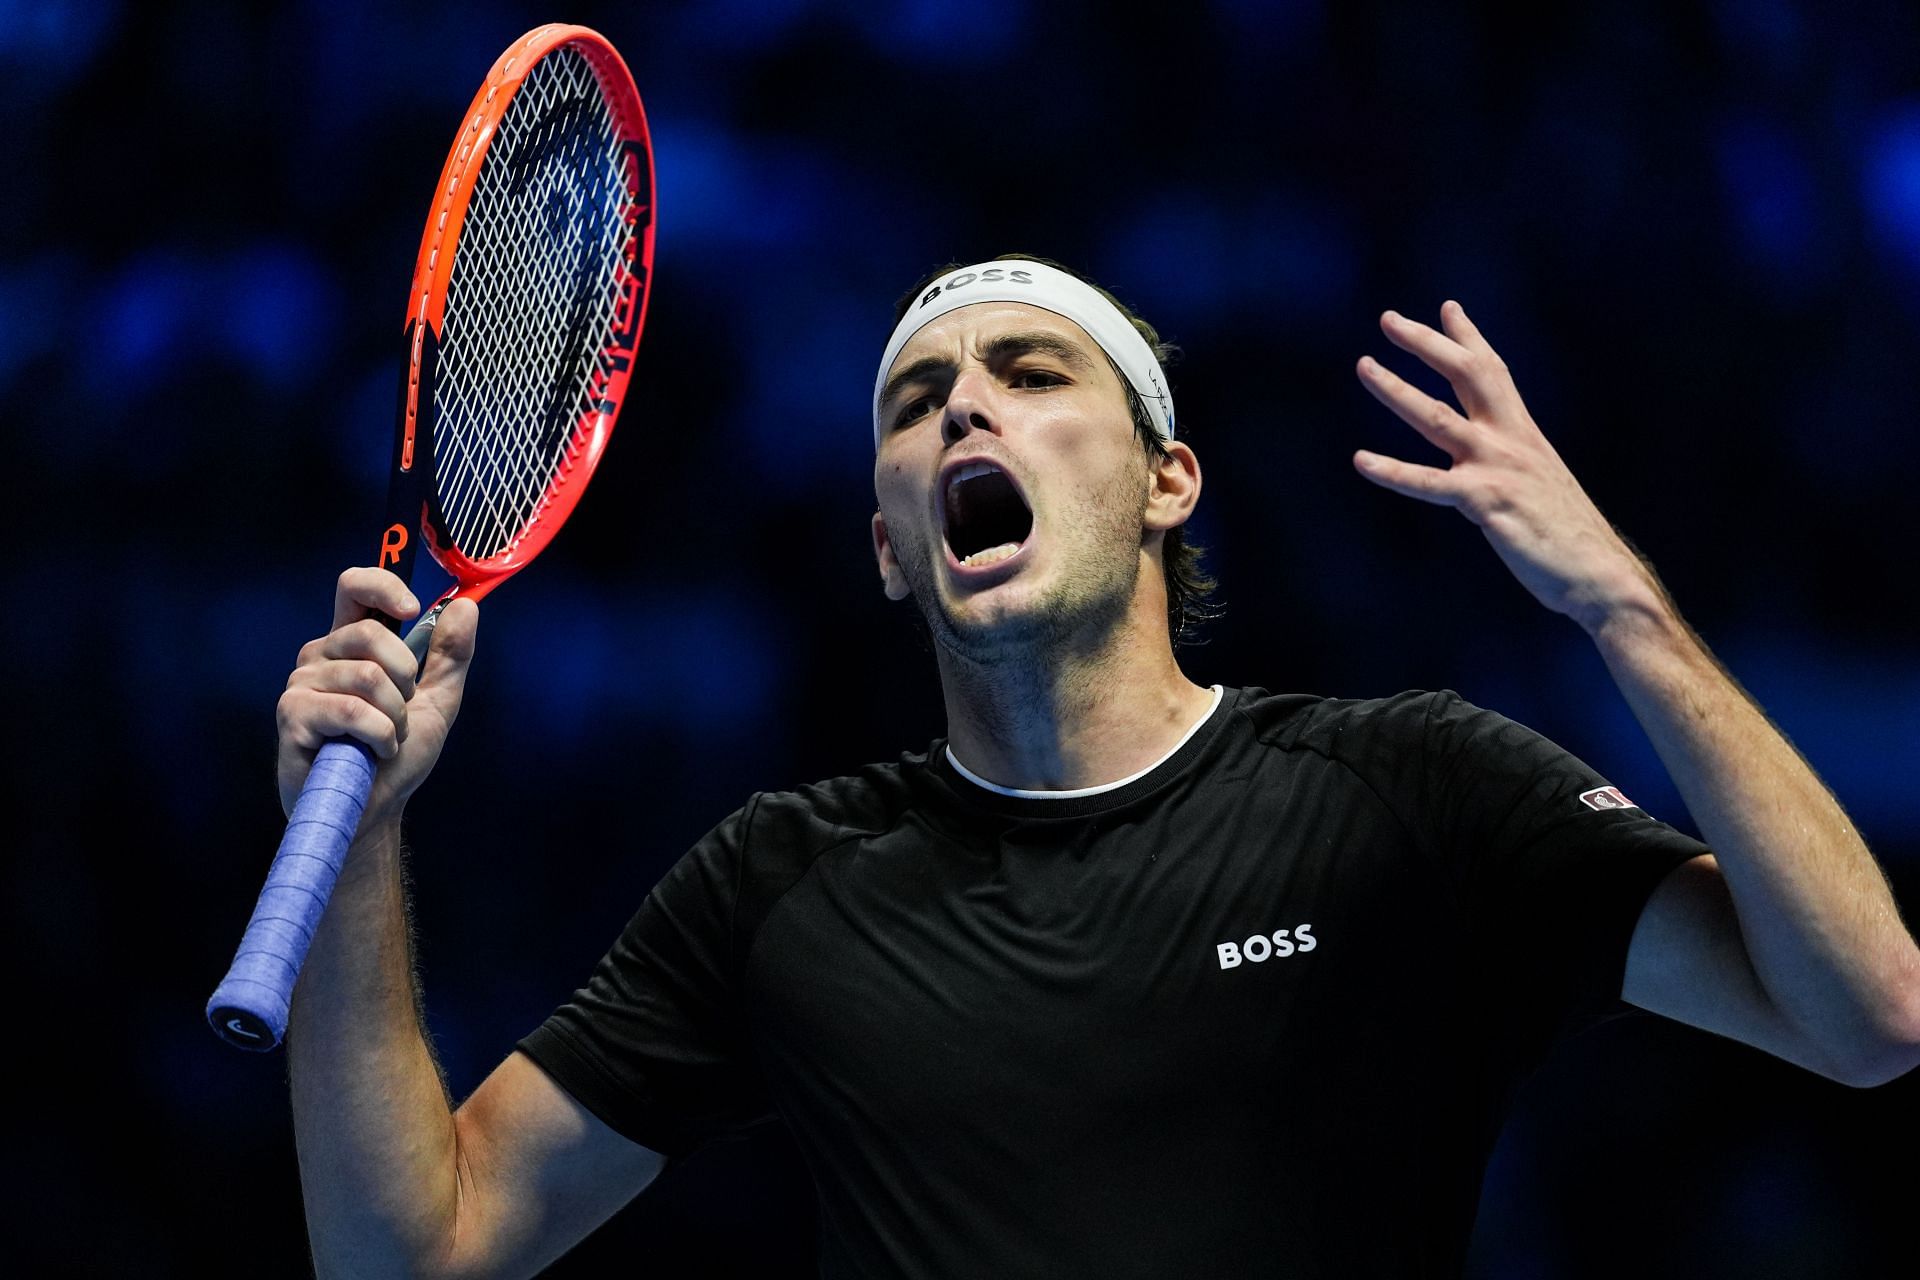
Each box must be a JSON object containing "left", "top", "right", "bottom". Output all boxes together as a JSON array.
[{"left": 1352, "top": 300, "right": 1920, "bottom": 1088}]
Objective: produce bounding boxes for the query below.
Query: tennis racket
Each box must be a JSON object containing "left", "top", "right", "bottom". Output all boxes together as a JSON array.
[{"left": 208, "top": 23, "right": 655, "bottom": 1051}]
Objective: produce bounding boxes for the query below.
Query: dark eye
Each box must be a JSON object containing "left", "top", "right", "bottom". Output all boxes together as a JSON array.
[
  {"left": 1013, "top": 369, "right": 1066, "bottom": 390},
  {"left": 892, "top": 395, "right": 935, "bottom": 429}
]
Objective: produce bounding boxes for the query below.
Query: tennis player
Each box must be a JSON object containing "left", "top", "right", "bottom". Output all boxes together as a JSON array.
[{"left": 277, "top": 255, "right": 1920, "bottom": 1278}]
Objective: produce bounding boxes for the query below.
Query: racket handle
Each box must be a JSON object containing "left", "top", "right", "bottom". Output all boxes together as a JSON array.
[
  {"left": 404, "top": 596, "right": 451, "bottom": 666},
  {"left": 206, "top": 739, "right": 379, "bottom": 1050}
]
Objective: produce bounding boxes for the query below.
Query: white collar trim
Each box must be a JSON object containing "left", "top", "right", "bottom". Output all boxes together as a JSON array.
[{"left": 945, "top": 685, "right": 1225, "bottom": 800}]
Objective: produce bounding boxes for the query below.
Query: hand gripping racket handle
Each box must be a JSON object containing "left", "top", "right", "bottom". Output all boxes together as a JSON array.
[{"left": 207, "top": 617, "right": 439, "bottom": 1050}]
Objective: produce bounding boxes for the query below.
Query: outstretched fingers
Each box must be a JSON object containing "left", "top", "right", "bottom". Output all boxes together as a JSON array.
[
  {"left": 1436, "top": 299, "right": 1495, "bottom": 356},
  {"left": 1356, "top": 355, "right": 1474, "bottom": 457},
  {"left": 1377, "top": 303, "right": 1516, "bottom": 421},
  {"left": 1351, "top": 449, "right": 1464, "bottom": 507},
  {"left": 1379, "top": 308, "right": 1473, "bottom": 377}
]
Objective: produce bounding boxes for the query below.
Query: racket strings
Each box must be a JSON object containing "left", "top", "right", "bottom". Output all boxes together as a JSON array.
[{"left": 433, "top": 46, "right": 635, "bottom": 562}]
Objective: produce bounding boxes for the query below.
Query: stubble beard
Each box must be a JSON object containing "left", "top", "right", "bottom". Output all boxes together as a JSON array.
[{"left": 894, "top": 464, "right": 1149, "bottom": 670}]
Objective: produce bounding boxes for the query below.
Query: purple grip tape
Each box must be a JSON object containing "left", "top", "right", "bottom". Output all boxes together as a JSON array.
[{"left": 207, "top": 739, "right": 378, "bottom": 1050}]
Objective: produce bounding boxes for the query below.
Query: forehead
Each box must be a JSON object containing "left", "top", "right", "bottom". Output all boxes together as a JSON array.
[{"left": 886, "top": 301, "right": 1105, "bottom": 379}]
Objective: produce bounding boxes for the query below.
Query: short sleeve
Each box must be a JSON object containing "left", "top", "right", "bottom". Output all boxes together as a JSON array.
[
  {"left": 1418, "top": 690, "right": 1710, "bottom": 1056},
  {"left": 516, "top": 797, "right": 775, "bottom": 1158}
]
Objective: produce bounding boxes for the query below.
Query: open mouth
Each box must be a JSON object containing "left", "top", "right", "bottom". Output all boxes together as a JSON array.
[{"left": 943, "top": 460, "right": 1033, "bottom": 569}]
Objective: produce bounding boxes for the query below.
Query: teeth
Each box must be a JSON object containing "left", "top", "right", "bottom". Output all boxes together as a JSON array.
[
  {"left": 961, "top": 542, "right": 1021, "bottom": 567},
  {"left": 946, "top": 461, "right": 998, "bottom": 502}
]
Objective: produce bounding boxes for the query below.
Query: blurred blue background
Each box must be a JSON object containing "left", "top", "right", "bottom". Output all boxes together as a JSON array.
[{"left": 9, "top": 0, "right": 1918, "bottom": 1274}]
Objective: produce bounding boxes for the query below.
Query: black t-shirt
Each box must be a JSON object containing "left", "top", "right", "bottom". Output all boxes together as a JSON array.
[{"left": 518, "top": 688, "right": 1708, "bottom": 1278}]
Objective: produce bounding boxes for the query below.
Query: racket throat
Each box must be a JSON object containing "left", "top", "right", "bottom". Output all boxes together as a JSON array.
[{"left": 401, "top": 586, "right": 477, "bottom": 669}]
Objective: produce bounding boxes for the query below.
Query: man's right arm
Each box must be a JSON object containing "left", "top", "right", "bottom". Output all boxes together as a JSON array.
[{"left": 281, "top": 569, "right": 665, "bottom": 1279}]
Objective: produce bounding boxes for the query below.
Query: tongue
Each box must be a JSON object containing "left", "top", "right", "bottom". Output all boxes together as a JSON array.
[{"left": 961, "top": 542, "right": 1022, "bottom": 568}]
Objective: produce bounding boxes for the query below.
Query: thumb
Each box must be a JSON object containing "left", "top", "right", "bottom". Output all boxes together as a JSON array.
[{"left": 418, "top": 596, "right": 479, "bottom": 695}]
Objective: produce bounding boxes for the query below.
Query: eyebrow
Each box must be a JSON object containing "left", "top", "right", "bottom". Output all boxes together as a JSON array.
[{"left": 879, "top": 330, "right": 1098, "bottom": 417}]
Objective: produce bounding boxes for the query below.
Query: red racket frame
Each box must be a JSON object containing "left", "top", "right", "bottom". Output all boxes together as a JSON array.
[
  {"left": 395, "top": 22, "right": 655, "bottom": 603},
  {"left": 209, "top": 24, "right": 655, "bottom": 1053}
]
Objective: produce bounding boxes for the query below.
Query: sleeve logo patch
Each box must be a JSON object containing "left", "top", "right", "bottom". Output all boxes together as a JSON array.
[{"left": 1579, "top": 785, "right": 1638, "bottom": 811}]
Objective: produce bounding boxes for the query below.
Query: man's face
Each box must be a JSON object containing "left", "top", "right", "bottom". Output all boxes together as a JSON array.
[{"left": 871, "top": 302, "right": 1154, "bottom": 659}]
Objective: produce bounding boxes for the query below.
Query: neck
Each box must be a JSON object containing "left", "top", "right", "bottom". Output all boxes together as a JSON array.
[{"left": 935, "top": 589, "right": 1213, "bottom": 792}]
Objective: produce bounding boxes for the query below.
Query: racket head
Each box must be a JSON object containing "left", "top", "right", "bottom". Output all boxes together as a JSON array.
[
  {"left": 207, "top": 26, "right": 655, "bottom": 1055},
  {"left": 386, "top": 23, "right": 655, "bottom": 603}
]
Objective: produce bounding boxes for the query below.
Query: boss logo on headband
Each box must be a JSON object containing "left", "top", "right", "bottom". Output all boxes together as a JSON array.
[{"left": 919, "top": 267, "right": 1034, "bottom": 308}]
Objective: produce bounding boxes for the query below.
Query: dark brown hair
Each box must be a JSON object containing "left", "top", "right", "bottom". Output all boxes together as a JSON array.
[{"left": 890, "top": 253, "right": 1221, "bottom": 644}]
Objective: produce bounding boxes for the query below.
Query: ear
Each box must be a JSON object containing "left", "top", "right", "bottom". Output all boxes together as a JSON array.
[
  {"left": 1143, "top": 441, "right": 1201, "bottom": 533},
  {"left": 871, "top": 510, "right": 913, "bottom": 601}
]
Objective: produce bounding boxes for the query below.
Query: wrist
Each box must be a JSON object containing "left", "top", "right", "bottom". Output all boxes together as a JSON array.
[
  {"left": 1567, "top": 544, "right": 1672, "bottom": 639},
  {"left": 1581, "top": 585, "right": 1696, "bottom": 674},
  {"left": 339, "top": 818, "right": 405, "bottom": 886}
]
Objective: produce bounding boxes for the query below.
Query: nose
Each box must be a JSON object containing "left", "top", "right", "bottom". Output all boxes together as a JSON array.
[{"left": 941, "top": 367, "right": 996, "bottom": 447}]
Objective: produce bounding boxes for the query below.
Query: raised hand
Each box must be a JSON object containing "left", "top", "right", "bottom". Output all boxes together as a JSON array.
[{"left": 1352, "top": 301, "right": 1656, "bottom": 633}]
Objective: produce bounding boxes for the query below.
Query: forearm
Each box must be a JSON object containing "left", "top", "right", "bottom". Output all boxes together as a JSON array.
[
  {"left": 1588, "top": 583, "right": 1920, "bottom": 1078},
  {"left": 1347, "top": 301, "right": 1919, "bottom": 1077},
  {"left": 288, "top": 820, "right": 463, "bottom": 1278}
]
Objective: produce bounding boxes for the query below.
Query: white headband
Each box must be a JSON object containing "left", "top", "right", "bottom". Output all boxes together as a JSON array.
[{"left": 872, "top": 260, "right": 1175, "bottom": 448}]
